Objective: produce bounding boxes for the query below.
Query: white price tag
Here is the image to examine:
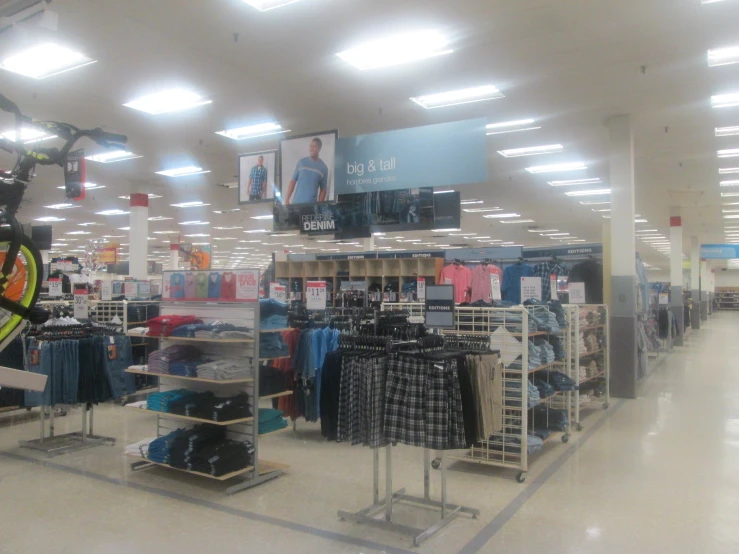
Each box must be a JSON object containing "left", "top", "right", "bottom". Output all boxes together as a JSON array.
[
  {"left": 138, "top": 282, "right": 151, "bottom": 298},
  {"left": 73, "top": 291, "right": 88, "bottom": 319},
  {"left": 124, "top": 281, "right": 137, "bottom": 298},
  {"left": 444, "top": 278, "right": 452, "bottom": 285},
  {"left": 490, "top": 273, "right": 502, "bottom": 301},
  {"left": 48, "top": 278, "right": 62, "bottom": 297},
  {"left": 100, "top": 280, "right": 112, "bottom": 301},
  {"left": 659, "top": 292, "right": 669, "bottom": 305},
  {"left": 306, "top": 281, "right": 327, "bottom": 310},
  {"left": 417, "top": 277, "right": 426, "bottom": 302},
  {"left": 270, "top": 282, "right": 287, "bottom": 303},
  {"left": 550, "top": 273, "right": 558, "bottom": 301},
  {"left": 521, "top": 277, "right": 542, "bottom": 302},
  {"left": 569, "top": 282, "right": 586, "bottom": 304}
]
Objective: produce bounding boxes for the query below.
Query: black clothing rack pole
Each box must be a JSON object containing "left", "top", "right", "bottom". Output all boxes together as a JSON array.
[{"left": 337, "top": 335, "right": 480, "bottom": 547}]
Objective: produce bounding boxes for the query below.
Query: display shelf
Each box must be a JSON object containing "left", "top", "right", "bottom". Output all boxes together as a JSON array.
[
  {"left": 124, "top": 368, "right": 254, "bottom": 385},
  {"left": 580, "top": 324, "right": 605, "bottom": 331},
  {"left": 579, "top": 348, "right": 604, "bottom": 357},
  {"left": 258, "top": 460, "right": 289, "bottom": 475},
  {"left": 259, "top": 426, "right": 291, "bottom": 436},
  {"left": 260, "top": 390, "right": 293, "bottom": 400},
  {"left": 125, "top": 452, "right": 254, "bottom": 481},
  {"left": 579, "top": 371, "right": 606, "bottom": 385},
  {"left": 259, "top": 356, "right": 290, "bottom": 362},
  {"left": 126, "top": 333, "right": 254, "bottom": 344},
  {"left": 260, "top": 328, "right": 293, "bottom": 333},
  {"left": 125, "top": 405, "right": 254, "bottom": 426}
]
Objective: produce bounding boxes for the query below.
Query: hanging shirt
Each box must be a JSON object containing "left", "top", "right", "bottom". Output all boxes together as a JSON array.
[
  {"left": 207, "top": 273, "right": 222, "bottom": 299},
  {"left": 532, "top": 261, "right": 569, "bottom": 301},
  {"left": 502, "top": 263, "right": 535, "bottom": 304},
  {"left": 440, "top": 264, "right": 472, "bottom": 304},
  {"left": 470, "top": 263, "right": 503, "bottom": 303},
  {"left": 184, "top": 273, "right": 196, "bottom": 299},
  {"left": 170, "top": 273, "right": 185, "bottom": 299},
  {"left": 290, "top": 157, "right": 329, "bottom": 204},
  {"left": 196, "top": 273, "right": 208, "bottom": 298},
  {"left": 220, "top": 272, "right": 236, "bottom": 300}
]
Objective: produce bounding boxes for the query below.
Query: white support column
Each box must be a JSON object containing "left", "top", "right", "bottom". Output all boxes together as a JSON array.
[
  {"left": 700, "top": 259, "right": 710, "bottom": 321},
  {"left": 691, "top": 236, "right": 700, "bottom": 330},
  {"left": 669, "top": 211, "right": 684, "bottom": 345},
  {"left": 128, "top": 193, "right": 149, "bottom": 280},
  {"left": 169, "top": 244, "right": 179, "bottom": 271},
  {"left": 607, "top": 114, "right": 638, "bottom": 398}
]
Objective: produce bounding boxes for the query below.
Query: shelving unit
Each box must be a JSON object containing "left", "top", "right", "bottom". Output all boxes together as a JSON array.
[
  {"left": 124, "top": 271, "right": 290, "bottom": 495},
  {"left": 715, "top": 288, "right": 739, "bottom": 310}
]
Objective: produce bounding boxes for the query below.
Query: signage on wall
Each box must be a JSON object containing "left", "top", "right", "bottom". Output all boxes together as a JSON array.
[
  {"left": 301, "top": 212, "right": 336, "bottom": 235},
  {"left": 700, "top": 244, "right": 739, "bottom": 259},
  {"left": 424, "top": 285, "right": 455, "bottom": 329},
  {"left": 521, "top": 276, "right": 542, "bottom": 302},
  {"left": 334, "top": 119, "right": 488, "bottom": 195},
  {"left": 523, "top": 244, "right": 603, "bottom": 259},
  {"left": 162, "top": 270, "right": 259, "bottom": 302},
  {"left": 417, "top": 277, "right": 426, "bottom": 301},
  {"left": 306, "top": 281, "right": 327, "bottom": 310},
  {"left": 569, "top": 282, "right": 586, "bottom": 304}
]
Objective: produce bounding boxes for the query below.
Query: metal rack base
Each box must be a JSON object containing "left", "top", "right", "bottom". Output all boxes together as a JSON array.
[{"left": 19, "top": 404, "right": 115, "bottom": 456}]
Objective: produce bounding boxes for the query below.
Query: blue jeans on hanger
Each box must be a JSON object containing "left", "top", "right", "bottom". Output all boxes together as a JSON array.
[
  {"left": 24, "top": 339, "right": 52, "bottom": 407},
  {"left": 60, "top": 339, "right": 79, "bottom": 405}
]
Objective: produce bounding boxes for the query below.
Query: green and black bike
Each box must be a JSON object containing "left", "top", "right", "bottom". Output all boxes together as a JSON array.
[{"left": 0, "top": 93, "right": 127, "bottom": 344}]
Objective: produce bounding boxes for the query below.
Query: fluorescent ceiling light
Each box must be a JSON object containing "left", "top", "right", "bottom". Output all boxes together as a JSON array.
[
  {"left": 153, "top": 231, "right": 179, "bottom": 235},
  {"left": 719, "top": 149, "right": 739, "bottom": 158},
  {"left": 1, "top": 128, "right": 56, "bottom": 143},
  {"left": 244, "top": 229, "right": 269, "bottom": 234},
  {"left": 432, "top": 228, "right": 461, "bottom": 233},
  {"left": 542, "top": 232, "right": 569, "bottom": 236},
  {"left": 242, "top": 0, "right": 304, "bottom": 10},
  {"left": 635, "top": 218, "right": 648, "bottom": 223},
  {"left": 483, "top": 213, "right": 520, "bottom": 219},
  {"left": 636, "top": 229, "right": 659, "bottom": 233},
  {"left": 724, "top": 209, "right": 739, "bottom": 213},
  {"left": 463, "top": 207, "right": 502, "bottom": 213},
  {"left": 720, "top": 167, "right": 739, "bottom": 175},
  {"left": 156, "top": 166, "right": 211, "bottom": 177},
  {"left": 45, "top": 203, "right": 79, "bottom": 210},
  {"left": 124, "top": 89, "right": 212, "bottom": 115},
  {"left": 527, "top": 229, "right": 557, "bottom": 233},
  {"left": 567, "top": 239, "right": 587, "bottom": 243},
  {"left": 722, "top": 192, "right": 739, "bottom": 197},
  {"left": 251, "top": 215, "right": 274, "bottom": 220},
  {"left": 95, "top": 209, "right": 129, "bottom": 216},
  {"left": 119, "top": 227, "right": 130, "bottom": 231},
  {"left": 721, "top": 180, "right": 739, "bottom": 186},
  {"left": 66, "top": 231, "right": 90, "bottom": 235},
  {"left": 214, "top": 226, "right": 243, "bottom": 230},
  {"left": 499, "top": 219, "right": 535, "bottom": 224},
  {"left": 712, "top": 93, "right": 739, "bottom": 108},
  {"left": 78, "top": 222, "right": 102, "bottom": 227},
  {"left": 35, "top": 216, "right": 64, "bottom": 222},
  {"left": 526, "top": 162, "right": 587, "bottom": 174},
  {"left": 460, "top": 200, "right": 483, "bottom": 205},
  {"left": 0, "top": 43, "right": 95, "bottom": 79},
  {"left": 708, "top": 46, "right": 739, "bottom": 67},
  {"left": 119, "top": 194, "right": 162, "bottom": 200},
  {"left": 336, "top": 30, "right": 453, "bottom": 70},
  {"left": 184, "top": 234, "right": 210, "bottom": 237},
  {"left": 498, "top": 144, "right": 563, "bottom": 158},
  {"left": 102, "top": 235, "right": 125, "bottom": 239},
  {"left": 149, "top": 216, "right": 172, "bottom": 221},
  {"left": 213, "top": 208, "right": 241, "bottom": 214},
  {"left": 565, "top": 188, "right": 611, "bottom": 197},
  {"left": 171, "top": 201, "right": 210, "bottom": 208},
  {"left": 213, "top": 237, "right": 238, "bottom": 241},
  {"left": 86, "top": 150, "right": 141, "bottom": 163},
  {"left": 724, "top": 214, "right": 739, "bottom": 218},
  {"left": 547, "top": 178, "right": 601, "bottom": 187},
  {"left": 178, "top": 221, "right": 209, "bottom": 226},
  {"left": 56, "top": 182, "right": 104, "bottom": 190},
  {"left": 486, "top": 119, "right": 539, "bottom": 135},
  {"left": 716, "top": 126, "right": 739, "bottom": 137},
  {"left": 593, "top": 208, "right": 611, "bottom": 212},
  {"left": 410, "top": 85, "right": 503, "bottom": 109},
  {"left": 215, "top": 122, "right": 289, "bottom": 140}
]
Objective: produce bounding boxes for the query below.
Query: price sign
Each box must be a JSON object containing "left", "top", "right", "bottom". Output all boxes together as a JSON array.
[
  {"left": 138, "top": 281, "right": 151, "bottom": 298},
  {"left": 236, "top": 270, "right": 260, "bottom": 301},
  {"left": 659, "top": 292, "right": 669, "bottom": 305},
  {"left": 306, "top": 281, "right": 327, "bottom": 310},
  {"left": 569, "top": 282, "right": 586, "bottom": 304},
  {"left": 270, "top": 282, "right": 287, "bottom": 303},
  {"left": 417, "top": 277, "right": 426, "bottom": 302},
  {"left": 48, "top": 278, "right": 62, "bottom": 297},
  {"left": 490, "top": 273, "right": 502, "bottom": 301},
  {"left": 73, "top": 290, "right": 88, "bottom": 320},
  {"left": 124, "top": 281, "right": 137, "bottom": 298},
  {"left": 50, "top": 263, "right": 58, "bottom": 272},
  {"left": 521, "top": 277, "right": 542, "bottom": 302},
  {"left": 100, "top": 280, "right": 112, "bottom": 301},
  {"left": 550, "top": 273, "right": 558, "bottom": 301}
]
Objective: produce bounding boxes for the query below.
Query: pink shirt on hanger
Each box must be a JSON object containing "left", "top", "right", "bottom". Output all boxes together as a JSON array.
[
  {"left": 440, "top": 264, "right": 472, "bottom": 304},
  {"left": 470, "top": 263, "right": 503, "bottom": 303}
]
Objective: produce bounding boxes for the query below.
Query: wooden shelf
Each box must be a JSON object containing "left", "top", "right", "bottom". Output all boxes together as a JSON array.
[
  {"left": 579, "top": 324, "right": 605, "bottom": 331},
  {"left": 580, "top": 348, "right": 604, "bottom": 357},
  {"left": 125, "top": 368, "right": 254, "bottom": 385},
  {"left": 260, "top": 390, "right": 293, "bottom": 400},
  {"left": 259, "top": 425, "right": 290, "bottom": 436},
  {"left": 126, "top": 333, "right": 254, "bottom": 344},
  {"left": 258, "top": 459, "right": 289, "bottom": 475},
  {"left": 125, "top": 405, "right": 254, "bottom": 426},
  {"left": 579, "top": 371, "right": 606, "bottom": 385},
  {"left": 260, "top": 328, "right": 293, "bottom": 333},
  {"left": 126, "top": 452, "right": 254, "bottom": 481}
]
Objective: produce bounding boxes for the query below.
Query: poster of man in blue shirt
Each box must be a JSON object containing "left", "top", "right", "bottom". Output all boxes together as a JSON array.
[
  {"left": 239, "top": 150, "right": 276, "bottom": 204},
  {"left": 281, "top": 131, "right": 336, "bottom": 205}
]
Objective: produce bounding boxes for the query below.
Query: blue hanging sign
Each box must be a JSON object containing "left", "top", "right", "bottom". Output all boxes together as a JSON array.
[{"left": 700, "top": 244, "right": 739, "bottom": 259}]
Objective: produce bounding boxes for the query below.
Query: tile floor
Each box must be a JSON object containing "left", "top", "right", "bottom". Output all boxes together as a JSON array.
[{"left": 0, "top": 313, "right": 736, "bottom": 553}]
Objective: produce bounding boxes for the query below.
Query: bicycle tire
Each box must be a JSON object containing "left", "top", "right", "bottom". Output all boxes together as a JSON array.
[{"left": 0, "top": 235, "right": 42, "bottom": 343}]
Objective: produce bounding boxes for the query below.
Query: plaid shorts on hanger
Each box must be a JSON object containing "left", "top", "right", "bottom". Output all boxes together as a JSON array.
[{"left": 385, "top": 355, "right": 427, "bottom": 448}]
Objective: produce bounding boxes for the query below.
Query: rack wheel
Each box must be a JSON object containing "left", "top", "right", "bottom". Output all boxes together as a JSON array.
[
  {"left": 575, "top": 423, "right": 583, "bottom": 432},
  {"left": 603, "top": 402, "right": 610, "bottom": 410},
  {"left": 431, "top": 458, "right": 441, "bottom": 470},
  {"left": 516, "top": 471, "right": 527, "bottom": 483},
  {"left": 562, "top": 434, "right": 570, "bottom": 443}
]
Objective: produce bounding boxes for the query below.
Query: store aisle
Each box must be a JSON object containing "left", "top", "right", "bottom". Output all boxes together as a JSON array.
[{"left": 1, "top": 314, "right": 737, "bottom": 553}]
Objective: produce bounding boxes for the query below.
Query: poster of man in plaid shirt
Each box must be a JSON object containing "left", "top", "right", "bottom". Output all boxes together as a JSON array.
[{"left": 238, "top": 150, "right": 276, "bottom": 204}]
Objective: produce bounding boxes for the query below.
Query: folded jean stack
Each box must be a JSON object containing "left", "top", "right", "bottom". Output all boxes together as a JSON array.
[
  {"left": 167, "top": 391, "right": 252, "bottom": 422},
  {"left": 549, "top": 336, "right": 566, "bottom": 361},
  {"left": 259, "top": 365, "right": 290, "bottom": 396},
  {"left": 582, "top": 331, "right": 600, "bottom": 353},
  {"left": 258, "top": 408, "right": 288, "bottom": 434},
  {"left": 196, "top": 359, "right": 253, "bottom": 381},
  {"left": 171, "top": 321, "right": 254, "bottom": 340},
  {"left": 146, "top": 315, "right": 202, "bottom": 337},
  {"left": 534, "top": 339, "right": 556, "bottom": 364},
  {"left": 532, "top": 405, "right": 569, "bottom": 432},
  {"left": 260, "top": 333, "right": 289, "bottom": 359},
  {"left": 148, "top": 345, "right": 202, "bottom": 377},
  {"left": 531, "top": 370, "right": 579, "bottom": 391},
  {"left": 260, "top": 298, "right": 288, "bottom": 330},
  {"left": 146, "top": 389, "right": 197, "bottom": 412},
  {"left": 507, "top": 340, "right": 544, "bottom": 371},
  {"left": 534, "top": 379, "right": 556, "bottom": 399},
  {"left": 504, "top": 379, "right": 542, "bottom": 408},
  {"left": 486, "top": 432, "right": 544, "bottom": 456}
]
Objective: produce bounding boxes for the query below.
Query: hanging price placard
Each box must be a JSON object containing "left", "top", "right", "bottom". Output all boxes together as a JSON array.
[
  {"left": 48, "top": 278, "right": 62, "bottom": 297},
  {"left": 490, "top": 273, "right": 502, "bottom": 301},
  {"left": 100, "top": 280, "right": 112, "bottom": 301},
  {"left": 270, "top": 282, "right": 287, "bottom": 303},
  {"left": 659, "top": 292, "right": 669, "bottom": 305},
  {"left": 569, "top": 282, "right": 586, "bottom": 304},
  {"left": 521, "top": 277, "right": 542, "bottom": 302},
  {"left": 306, "top": 281, "right": 327, "bottom": 310},
  {"left": 417, "top": 277, "right": 426, "bottom": 301},
  {"left": 550, "top": 273, "right": 558, "bottom": 301},
  {"left": 124, "top": 281, "right": 137, "bottom": 298},
  {"left": 73, "top": 290, "right": 89, "bottom": 320}
]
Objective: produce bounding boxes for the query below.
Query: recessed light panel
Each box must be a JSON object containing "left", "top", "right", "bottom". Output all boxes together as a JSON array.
[
  {"left": 712, "top": 93, "right": 739, "bottom": 108},
  {"left": 0, "top": 43, "right": 95, "bottom": 79},
  {"left": 719, "top": 149, "right": 739, "bottom": 158},
  {"left": 86, "top": 150, "right": 142, "bottom": 163},
  {"left": 411, "top": 85, "right": 503, "bottom": 109},
  {"left": 486, "top": 119, "right": 540, "bottom": 135},
  {"left": 35, "top": 216, "right": 65, "bottom": 222},
  {"left": 124, "top": 89, "right": 212, "bottom": 115},
  {"left": 548, "top": 178, "right": 601, "bottom": 187},
  {"left": 565, "top": 189, "right": 611, "bottom": 197},
  {"left": 720, "top": 167, "right": 739, "bottom": 174},
  {"left": 526, "top": 162, "right": 587, "bottom": 174},
  {"left": 45, "top": 203, "right": 79, "bottom": 210},
  {"left": 171, "top": 201, "right": 210, "bottom": 208},
  {"left": 215, "top": 122, "right": 289, "bottom": 140},
  {"left": 242, "top": 0, "right": 304, "bottom": 10},
  {"left": 1, "top": 128, "right": 56, "bottom": 143},
  {"left": 708, "top": 46, "right": 739, "bottom": 67},
  {"left": 498, "top": 144, "right": 563, "bottom": 158},
  {"left": 336, "top": 30, "right": 452, "bottom": 70},
  {"left": 156, "top": 166, "right": 210, "bottom": 177},
  {"left": 95, "top": 209, "right": 130, "bottom": 216}
]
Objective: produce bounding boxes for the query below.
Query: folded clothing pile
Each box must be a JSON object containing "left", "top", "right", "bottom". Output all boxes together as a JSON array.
[
  {"left": 549, "top": 336, "right": 566, "bottom": 361},
  {"left": 260, "top": 332, "right": 289, "bottom": 359},
  {"left": 147, "top": 428, "right": 187, "bottom": 463},
  {"left": 258, "top": 408, "right": 288, "bottom": 434},
  {"left": 148, "top": 345, "right": 201, "bottom": 376},
  {"left": 167, "top": 391, "right": 252, "bottom": 422},
  {"left": 534, "top": 379, "right": 556, "bottom": 399},
  {"left": 534, "top": 339, "right": 556, "bottom": 364},
  {"left": 260, "top": 298, "right": 289, "bottom": 330},
  {"left": 504, "top": 379, "right": 541, "bottom": 408},
  {"left": 146, "top": 315, "right": 202, "bottom": 337},
  {"left": 532, "top": 405, "right": 569, "bottom": 432},
  {"left": 546, "top": 300, "right": 568, "bottom": 329},
  {"left": 171, "top": 321, "right": 254, "bottom": 340},
  {"left": 485, "top": 432, "right": 544, "bottom": 455},
  {"left": 146, "top": 389, "right": 197, "bottom": 413},
  {"left": 531, "top": 370, "right": 579, "bottom": 391},
  {"left": 259, "top": 365, "right": 290, "bottom": 396},
  {"left": 196, "top": 359, "right": 253, "bottom": 381}
]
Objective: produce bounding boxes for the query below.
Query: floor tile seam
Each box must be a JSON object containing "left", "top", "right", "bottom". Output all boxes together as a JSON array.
[{"left": 0, "top": 450, "right": 417, "bottom": 554}]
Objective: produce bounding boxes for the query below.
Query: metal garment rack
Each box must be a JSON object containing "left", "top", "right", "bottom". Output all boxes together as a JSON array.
[
  {"left": 380, "top": 302, "right": 426, "bottom": 322},
  {"left": 566, "top": 304, "right": 610, "bottom": 431},
  {"left": 124, "top": 292, "right": 289, "bottom": 495}
]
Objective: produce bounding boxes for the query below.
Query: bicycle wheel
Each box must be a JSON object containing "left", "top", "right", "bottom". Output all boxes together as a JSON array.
[{"left": 0, "top": 235, "right": 42, "bottom": 342}]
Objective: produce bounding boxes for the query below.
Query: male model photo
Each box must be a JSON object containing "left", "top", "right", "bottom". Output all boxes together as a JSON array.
[
  {"left": 248, "top": 155, "right": 268, "bottom": 201},
  {"left": 285, "top": 137, "right": 329, "bottom": 204}
]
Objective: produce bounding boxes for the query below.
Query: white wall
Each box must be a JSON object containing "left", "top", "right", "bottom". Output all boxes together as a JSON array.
[{"left": 715, "top": 270, "right": 739, "bottom": 288}]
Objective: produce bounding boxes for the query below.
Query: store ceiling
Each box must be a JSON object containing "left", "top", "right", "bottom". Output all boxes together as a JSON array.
[{"left": 1, "top": 0, "right": 738, "bottom": 271}]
